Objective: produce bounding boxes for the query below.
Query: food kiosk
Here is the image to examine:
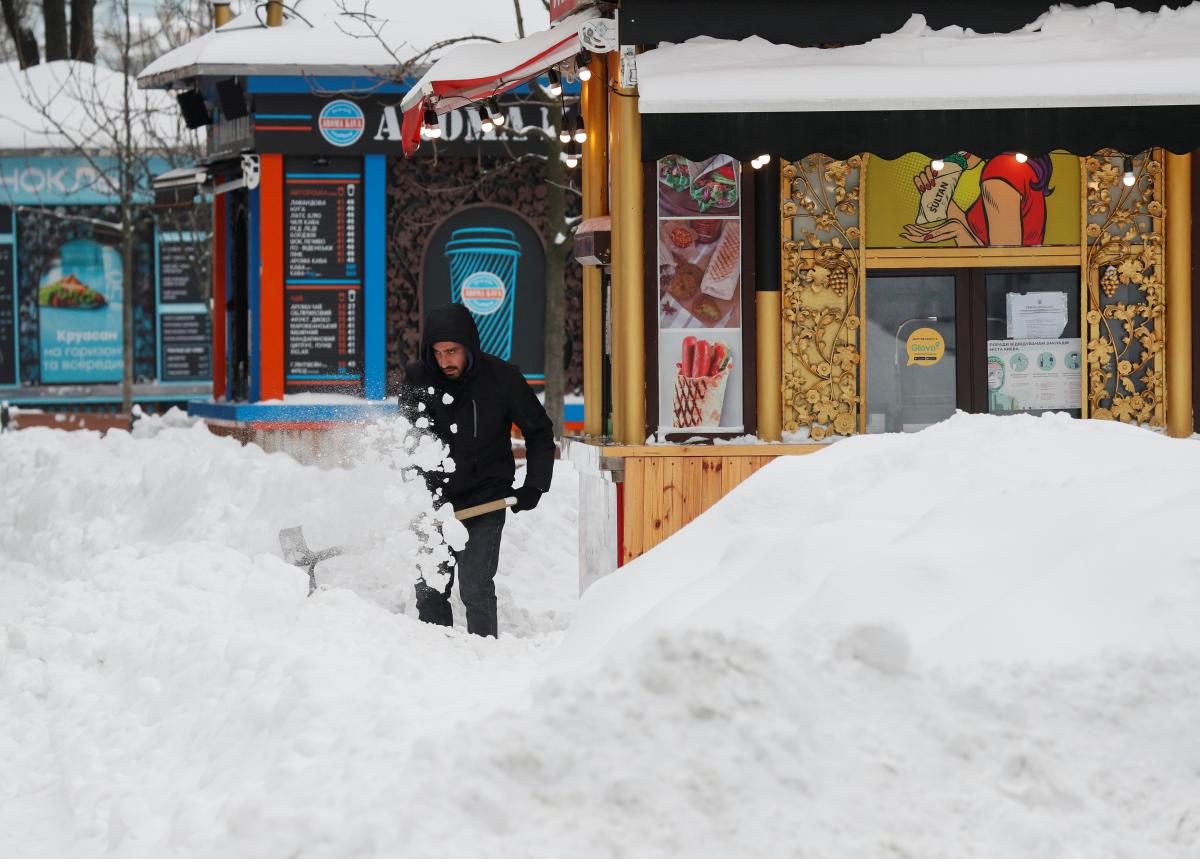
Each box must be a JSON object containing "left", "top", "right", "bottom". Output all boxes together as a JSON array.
[{"left": 404, "top": 0, "right": 1200, "bottom": 590}]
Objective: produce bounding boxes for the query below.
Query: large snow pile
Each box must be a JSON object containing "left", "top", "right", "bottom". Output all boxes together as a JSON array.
[
  {"left": 3, "top": 412, "right": 1199, "bottom": 857},
  {"left": 638, "top": 2, "right": 1200, "bottom": 112}
]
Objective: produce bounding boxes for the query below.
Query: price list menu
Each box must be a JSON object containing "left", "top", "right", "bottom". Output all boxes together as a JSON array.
[
  {"left": 283, "top": 157, "right": 364, "bottom": 393},
  {"left": 157, "top": 236, "right": 212, "bottom": 382},
  {"left": 0, "top": 244, "right": 14, "bottom": 386}
]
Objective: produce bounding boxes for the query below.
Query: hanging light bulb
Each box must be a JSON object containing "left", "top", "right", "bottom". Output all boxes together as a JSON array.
[
  {"left": 750, "top": 154, "right": 771, "bottom": 169},
  {"left": 573, "top": 114, "right": 587, "bottom": 144},
  {"left": 1122, "top": 156, "right": 1136, "bottom": 187},
  {"left": 930, "top": 158, "right": 945, "bottom": 172},
  {"left": 547, "top": 67, "right": 563, "bottom": 97},
  {"left": 477, "top": 105, "right": 494, "bottom": 134},
  {"left": 576, "top": 50, "right": 593, "bottom": 81},
  {"left": 558, "top": 116, "right": 571, "bottom": 144},
  {"left": 1014, "top": 152, "right": 1029, "bottom": 163},
  {"left": 421, "top": 108, "right": 441, "bottom": 140},
  {"left": 486, "top": 97, "right": 506, "bottom": 128},
  {"left": 565, "top": 141, "right": 580, "bottom": 169}
]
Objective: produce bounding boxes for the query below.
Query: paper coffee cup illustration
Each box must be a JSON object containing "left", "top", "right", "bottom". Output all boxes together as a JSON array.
[{"left": 445, "top": 228, "right": 522, "bottom": 360}]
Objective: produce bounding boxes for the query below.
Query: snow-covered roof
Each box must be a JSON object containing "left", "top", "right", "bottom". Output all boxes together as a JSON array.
[
  {"left": 637, "top": 2, "right": 1200, "bottom": 114},
  {"left": 0, "top": 60, "right": 183, "bottom": 151},
  {"left": 138, "top": 0, "right": 549, "bottom": 88}
]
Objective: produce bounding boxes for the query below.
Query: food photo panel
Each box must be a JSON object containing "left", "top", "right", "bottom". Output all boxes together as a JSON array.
[
  {"left": 658, "top": 328, "right": 743, "bottom": 432},
  {"left": 657, "top": 154, "right": 741, "bottom": 218},
  {"left": 658, "top": 218, "right": 742, "bottom": 330}
]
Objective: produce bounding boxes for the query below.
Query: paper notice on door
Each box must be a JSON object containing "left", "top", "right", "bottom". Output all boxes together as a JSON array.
[
  {"left": 987, "top": 337, "right": 1082, "bottom": 412},
  {"left": 1006, "top": 291, "right": 1068, "bottom": 339}
]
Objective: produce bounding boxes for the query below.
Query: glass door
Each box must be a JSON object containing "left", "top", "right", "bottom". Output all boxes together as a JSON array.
[
  {"left": 864, "top": 272, "right": 958, "bottom": 433},
  {"left": 864, "top": 267, "right": 1081, "bottom": 433},
  {"left": 982, "top": 269, "right": 1082, "bottom": 418}
]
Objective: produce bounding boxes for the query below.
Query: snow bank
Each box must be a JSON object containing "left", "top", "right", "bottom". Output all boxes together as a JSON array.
[
  {"left": 3, "top": 412, "right": 1198, "bottom": 857},
  {"left": 638, "top": 2, "right": 1200, "bottom": 113},
  {"left": 560, "top": 413, "right": 1200, "bottom": 667},
  {"left": 0, "top": 413, "right": 580, "bottom": 856}
]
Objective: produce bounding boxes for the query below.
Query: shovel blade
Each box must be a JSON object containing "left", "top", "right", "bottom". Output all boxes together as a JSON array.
[{"left": 279, "top": 525, "right": 311, "bottom": 566}]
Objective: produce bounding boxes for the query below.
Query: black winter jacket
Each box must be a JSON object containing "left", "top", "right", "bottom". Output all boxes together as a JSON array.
[{"left": 400, "top": 303, "right": 555, "bottom": 509}]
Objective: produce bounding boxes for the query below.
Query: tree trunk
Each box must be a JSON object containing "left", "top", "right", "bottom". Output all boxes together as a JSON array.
[
  {"left": 120, "top": 0, "right": 133, "bottom": 416},
  {"left": 70, "top": 0, "right": 95, "bottom": 62},
  {"left": 43, "top": 0, "right": 68, "bottom": 61},
  {"left": 1, "top": 0, "right": 39, "bottom": 68},
  {"left": 542, "top": 100, "right": 568, "bottom": 439},
  {"left": 121, "top": 225, "right": 134, "bottom": 415}
]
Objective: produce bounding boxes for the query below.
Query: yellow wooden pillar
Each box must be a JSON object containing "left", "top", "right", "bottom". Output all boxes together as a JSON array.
[
  {"left": 581, "top": 54, "right": 608, "bottom": 437},
  {"left": 1166, "top": 151, "right": 1193, "bottom": 438},
  {"left": 757, "top": 291, "right": 782, "bottom": 439},
  {"left": 609, "top": 51, "right": 645, "bottom": 444},
  {"left": 213, "top": 1, "right": 232, "bottom": 27}
]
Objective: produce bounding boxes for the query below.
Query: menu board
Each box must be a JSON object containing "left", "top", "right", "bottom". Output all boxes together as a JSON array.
[
  {"left": 160, "top": 312, "right": 211, "bottom": 382},
  {"left": 283, "top": 156, "right": 363, "bottom": 392},
  {"left": 159, "top": 240, "right": 205, "bottom": 305},
  {"left": 0, "top": 244, "right": 14, "bottom": 385},
  {"left": 655, "top": 154, "right": 744, "bottom": 434}
]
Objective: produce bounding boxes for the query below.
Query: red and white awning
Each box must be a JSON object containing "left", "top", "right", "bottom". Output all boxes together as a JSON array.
[{"left": 399, "top": 9, "right": 598, "bottom": 155}]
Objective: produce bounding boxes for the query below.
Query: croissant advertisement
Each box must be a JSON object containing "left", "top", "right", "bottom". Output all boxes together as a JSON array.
[{"left": 656, "top": 154, "right": 743, "bottom": 433}]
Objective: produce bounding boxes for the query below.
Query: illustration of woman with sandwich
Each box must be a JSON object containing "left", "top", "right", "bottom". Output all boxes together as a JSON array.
[{"left": 901, "top": 152, "right": 1054, "bottom": 247}]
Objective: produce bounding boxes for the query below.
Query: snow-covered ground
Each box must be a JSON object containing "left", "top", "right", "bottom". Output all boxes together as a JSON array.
[{"left": 2, "top": 411, "right": 1199, "bottom": 857}]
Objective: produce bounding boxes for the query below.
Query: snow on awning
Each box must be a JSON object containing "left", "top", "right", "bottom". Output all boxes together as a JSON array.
[
  {"left": 151, "top": 165, "right": 208, "bottom": 209},
  {"left": 638, "top": 3, "right": 1200, "bottom": 160},
  {"left": 398, "top": 9, "right": 598, "bottom": 156}
]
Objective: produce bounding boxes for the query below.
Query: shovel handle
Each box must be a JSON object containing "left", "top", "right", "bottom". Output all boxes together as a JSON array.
[{"left": 455, "top": 496, "right": 517, "bottom": 521}]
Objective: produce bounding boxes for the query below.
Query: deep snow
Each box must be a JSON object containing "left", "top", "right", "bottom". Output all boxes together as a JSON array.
[{"left": 2, "top": 411, "right": 1199, "bottom": 857}]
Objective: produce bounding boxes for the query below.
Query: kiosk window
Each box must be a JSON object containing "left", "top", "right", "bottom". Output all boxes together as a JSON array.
[
  {"left": 983, "top": 270, "right": 1082, "bottom": 417},
  {"left": 864, "top": 273, "right": 957, "bottom": 433}
]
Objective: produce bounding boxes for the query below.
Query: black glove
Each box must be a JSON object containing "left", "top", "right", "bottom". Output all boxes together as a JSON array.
[{"left": 511, "top": 485, "right": 543, "bottom": 513}]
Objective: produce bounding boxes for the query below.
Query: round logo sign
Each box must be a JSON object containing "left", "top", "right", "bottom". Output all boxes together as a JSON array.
[
  {"left": 905, "top": 326, "right": 945, "bottom": 367},
  {"left": 461, "top": 271, "right": 507, "bottom": 316},
  {"left": 318, "top": 99, "right": 365, "bottom": 147}
]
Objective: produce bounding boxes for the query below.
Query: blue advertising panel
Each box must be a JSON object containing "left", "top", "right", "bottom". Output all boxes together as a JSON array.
[
  {"left": 0, "top": 155, "right": 171, "bottom": 206},
  {"left": 37, "top": 237, "right": 124, "bottom": 383}
]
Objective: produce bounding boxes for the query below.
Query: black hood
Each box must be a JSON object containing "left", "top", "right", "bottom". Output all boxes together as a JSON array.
[{"left": 421, "top": 303, "right": 482, "bottom": 375}]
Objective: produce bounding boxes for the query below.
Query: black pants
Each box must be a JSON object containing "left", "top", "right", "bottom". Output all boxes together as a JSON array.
[{"left": 415, "top": 509, "right": 505, "bottom": 637}]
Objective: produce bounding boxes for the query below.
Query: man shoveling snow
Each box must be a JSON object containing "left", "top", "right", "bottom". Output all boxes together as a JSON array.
[{"left": 401, "top": 303, "right": 555, "bottom": 637}]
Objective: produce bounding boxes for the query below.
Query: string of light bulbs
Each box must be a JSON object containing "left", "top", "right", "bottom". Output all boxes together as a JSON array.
[{"left": 421, "top": 50, "right": 594, "bottom": 170}]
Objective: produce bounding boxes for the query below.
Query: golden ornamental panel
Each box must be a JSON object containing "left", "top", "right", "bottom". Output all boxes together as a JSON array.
[
  {"left": 1084, "top": 150, "right": 1165, "bottom": 426},
  {"left": 780, "top": 155, "right": 866, "bottom": 440}
]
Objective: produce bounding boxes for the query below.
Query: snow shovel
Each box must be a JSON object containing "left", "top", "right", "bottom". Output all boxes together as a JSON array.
[{"left": 279, "top": 496, "right": 517, "bottom": 595}]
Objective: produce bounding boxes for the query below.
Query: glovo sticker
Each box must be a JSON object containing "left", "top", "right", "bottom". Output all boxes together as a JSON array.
[{"left": 906, "top": 327, "right": 945, "bottom": 366}]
